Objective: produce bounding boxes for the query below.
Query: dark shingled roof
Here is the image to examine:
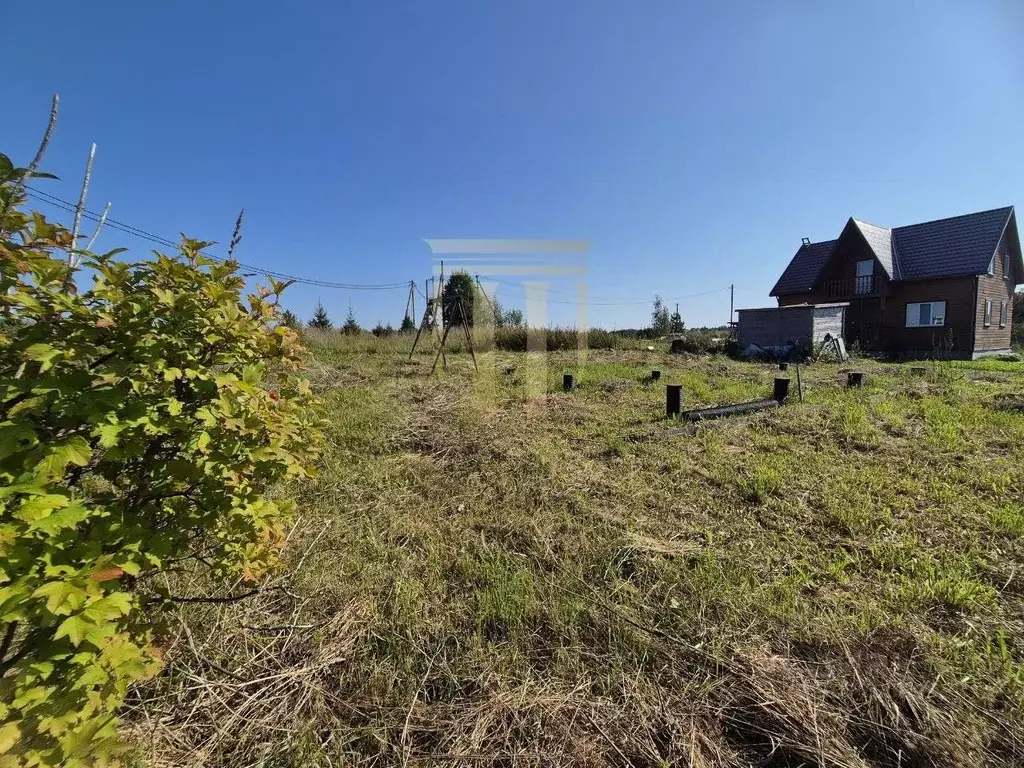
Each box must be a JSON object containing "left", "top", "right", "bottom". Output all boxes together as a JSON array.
[
  {"left": 770, "top": 239, "right": 836, "bottom": 296},
  {"left": 770, "top": 206, "right": 1015, "bottom": 296},
  {"left": 892, "top": 206, "right": 1014, "bottom": 280}
]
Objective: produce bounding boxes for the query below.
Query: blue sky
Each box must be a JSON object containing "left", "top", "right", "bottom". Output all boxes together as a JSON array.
[{"left": 6, "top": 1, "right": 1023, "bottom": 328}]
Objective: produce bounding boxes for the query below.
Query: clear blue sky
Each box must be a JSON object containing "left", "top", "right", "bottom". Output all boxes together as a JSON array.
[{"left": 6, "top": 1, "right": 1023, "bottom": 328}]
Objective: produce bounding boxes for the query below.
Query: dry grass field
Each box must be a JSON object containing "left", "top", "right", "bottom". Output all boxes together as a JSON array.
[{"left": 127, "top": 333, "right": 1024, "bottom": 767}]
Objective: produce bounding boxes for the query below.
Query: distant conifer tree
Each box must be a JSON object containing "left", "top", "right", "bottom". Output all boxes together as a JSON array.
[
  {"left": 342, "top": 305, "right": 361, "bottom": 335},
  {"left": 308, "top": 301, "right": 332, "bottom": 330}
]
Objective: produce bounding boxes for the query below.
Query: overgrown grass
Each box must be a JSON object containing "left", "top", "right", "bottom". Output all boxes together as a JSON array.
[
  {"left": 303, "top": 325, "right": 637, "bottom": 357},
  {"left": 129, "top": 349, "right": 1024, "bottom": 766}
]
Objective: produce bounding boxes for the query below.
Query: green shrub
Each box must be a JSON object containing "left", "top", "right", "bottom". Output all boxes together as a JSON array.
[
  {"left": 669, "top": 329, "right": 729, "bottom": 355},
  {"left": 490, "top": 326, "right": 619, "bottom": 352},
  {"left": 0, "top": 159, "right": 322, "bottom": 766}
]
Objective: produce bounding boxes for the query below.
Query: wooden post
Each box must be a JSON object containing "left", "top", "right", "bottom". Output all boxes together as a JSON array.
[
  {"left": 778, "top": 362, "right": 788, "bottom": 371},
  {"left": 773, "top": 377, "right": 791, "bottom": 403},
  {"left": 408, "top": 300, "right": 433, "bottom": 360},
  {"left": 563, "top": 373, "right": 575, "bottom": 392},
  {"left": 430, "top": 320, "right": 454, "bottom": 373},
  {"left": 847, "top": 371, "right": 864, "bottom": 388},
  {"left": 455, "top": 296, "right": 478, "bottom": 372},
  {"left": 795, "top": 364, "right": 803, "bottom": 403},
  {"left": 651, "top": 370, "right": 661, "bottom": 381},
  {"left": 665, "top": 384, "right": 682, "bottom": 418}
]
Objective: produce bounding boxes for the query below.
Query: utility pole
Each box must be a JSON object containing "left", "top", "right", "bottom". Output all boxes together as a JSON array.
[
  {"left": 404, "top": 280, "right": 416, "bottom": 324},
  {"left": 729, "top": 284, "right": 734, "bottom": 329}
]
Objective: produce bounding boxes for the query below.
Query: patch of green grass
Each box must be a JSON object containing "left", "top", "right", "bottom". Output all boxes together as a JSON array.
[
  {"left": 738, "top": 459, "right": 783, "bottom": 503},
  {"left": 458, "top": 547, "right": 536, "bottom": 637},
  {"left": 989, "top": 503, "right": 1024, "bottom": 535}
]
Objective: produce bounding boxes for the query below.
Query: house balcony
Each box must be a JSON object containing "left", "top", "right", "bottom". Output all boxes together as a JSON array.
[{"left": 822, "top": 275, "right": 877, "bottom": 299}]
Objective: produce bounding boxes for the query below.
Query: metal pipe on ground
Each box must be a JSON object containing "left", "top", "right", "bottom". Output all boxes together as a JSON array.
[
  {"left": 678, "top": 378, "right": 789, "bottom": 423},
  {"left": 847, "top": 371, "right": 865, "bottom": 388},
  {"left": 651, "top": 370, "right": 661, "bottom": 381},
  {"left": 682, "top": 398, "right": 780, "bottom": 422}
]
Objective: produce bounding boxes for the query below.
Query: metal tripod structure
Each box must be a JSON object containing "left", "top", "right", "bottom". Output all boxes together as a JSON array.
[{"left": 407, "top": 265, "right": 478, "bottom": 374}]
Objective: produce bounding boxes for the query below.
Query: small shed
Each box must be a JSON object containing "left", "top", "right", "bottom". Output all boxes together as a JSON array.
[{"left": 736, "top": 303, "right": 847, "bottom": 352}]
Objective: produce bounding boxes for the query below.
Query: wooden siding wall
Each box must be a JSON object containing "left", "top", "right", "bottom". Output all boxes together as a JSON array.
[
  {"left": 777, "top": 292, "right": 816, "bottom": 307},
  {"left": 736, "top": 307, "right": 814, "bottom": 349},
  {"left": 817, "top": 225, "right": 888, "bottom": 293},
  {"left": 973, "top": 231, "right": 1016, "bottom": 353},
  {"left": 880, "top": 277, "right": 976, "bottom": 355}
]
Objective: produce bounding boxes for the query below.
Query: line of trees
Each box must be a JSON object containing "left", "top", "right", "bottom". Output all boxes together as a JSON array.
[
  {"left": 285, "top": 280, "right": 730, "bottom": 340},
  {"left": 650, "top": 295, "right": 684, "bottom": 336},
  {"left": 441, "top": 272, "right": 524, "bottom": 329},
  {"left": 283, "top": 290, "right": 1024, "bottom": 348},
  {"left": 287, "top": 272, "right": 527, "bottom": 336}
]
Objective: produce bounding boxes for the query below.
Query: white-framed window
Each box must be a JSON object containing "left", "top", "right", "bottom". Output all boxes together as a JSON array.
[
  {"left": 984, "top": 299, "right": 992, "bottom": 327},
  {"left": 1005, "top": 253, "right": 1013, "bottom": 282},
  {"left": 905, "top": 301, "right": 946, "bottom": 328},
  {"left": 1000, "top": 301, "right": 1008, "bottom": 328},
  {"left": 855, "top": 259, "right": 874, "bottom": 294}
]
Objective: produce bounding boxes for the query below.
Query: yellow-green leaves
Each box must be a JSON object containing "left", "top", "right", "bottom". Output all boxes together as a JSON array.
[
  {"left": 93, "top": 422, "right": 124, "bottom": 449},
  {"left": 12, "top": 494, "right": 68, "bottom": 523},
  {"left": 0, "top": 722, "right": 21, "bottom": 754},
  {"left": 33, "top": 437, "right": 91, "bottom": 481},
  {"left": 32, "top": 581, "right": 86, "bottom": 616},
  {"left": 54, "top": 615, "right": 89, "bottom": 647},
  {"left": 0, "top": 422, "right": 38, "bottom": 457},
  {"left": 1, "top": 172, "right": 323, "bottom": 767},
  {"left": 28, "top": 501, "right": 90, "bottom": 536},
  {"left": 22, "top": 343, "right": 63, "bottom": 372}
]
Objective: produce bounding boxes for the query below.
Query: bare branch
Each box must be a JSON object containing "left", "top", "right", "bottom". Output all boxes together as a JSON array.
[
  {"left": 2, "top": 93, "right": 59, "bottom": 219},
  {"left": 83, "top": 200, "right": 112, "bottom": 252},
  {"left": 68, "top": 142, "right": 96, "bottom": 267},
  {"left": 165, "top": 586, "right": 282, "bottom": 605}
]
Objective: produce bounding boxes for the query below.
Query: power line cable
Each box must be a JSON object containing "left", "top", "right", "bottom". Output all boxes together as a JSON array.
[
  {"left": 487, "top": 278, "right": 730, "bottom": 306},
  {"left": 24, "top": 186, "right": 409, "bottom": 291},
  {"left": 21, "top": 186, "right": 740, "bottom": 302}
]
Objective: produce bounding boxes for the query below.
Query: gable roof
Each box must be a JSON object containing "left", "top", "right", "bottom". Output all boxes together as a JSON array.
[
  {"left": 852, "top": 219, "right": 896, "bottom": 279},
  {"left": 770, "top": 206, "right": 1015, "bottom": 296},
  {"left": 891, "top": 206, "right": 1014, "bottom": 280},
  {"left": 769, "top": 239, "right": 837, "bottom": 296}
]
